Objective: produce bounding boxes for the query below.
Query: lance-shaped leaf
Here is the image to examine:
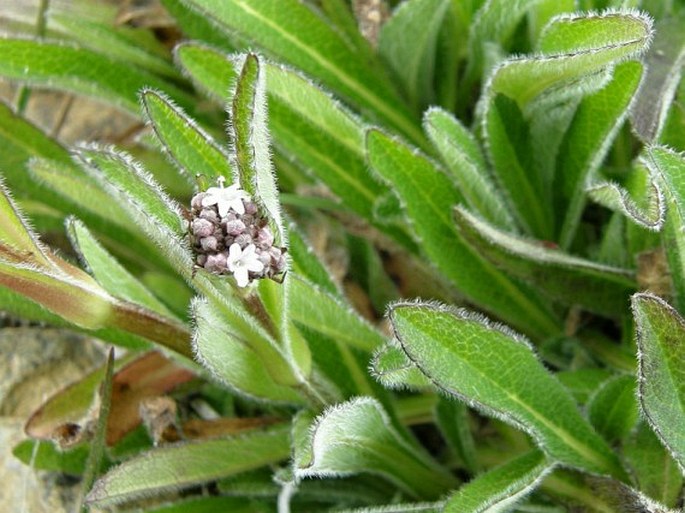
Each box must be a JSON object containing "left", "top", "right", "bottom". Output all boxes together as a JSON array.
[
  {"left": 86, "top": 423, "right": 291, "bottom": 507},
  {"left": 229, "top": 53, "right": 283, "bottom": 241},
  {"left": 486, "top": 11, "right": 652, "bottom": 109},
  {"left": 366, "top": 129, "right": 559, "bottom": 339},
  {"left": 144, "top": 496, "right": 264, "bottom": 513},
  {"left": 587, "top": 166, "right": 664, "bottom": 231},
  {"left": 632, "top": 16, "right": 685, "bottom": 143},
  {"left": 66, "top": 218, "right": 173, "bottom": 317},
  {"left": 453, "top": 205, "right": 637, "bottom": 316},
  {"left": 555, "top": 61, "right": 645, "bottom": 248},
  {"left": 443, "top": 450, "right": 553, "bottom": 513},
  {"left": 587, "top": 374, "right": 639, "bottom": 443},
  {"left": 624, "top": 423, "right": 684, "bottom": 508},
  {"left": 180, "top": 0, "right": 422, "bottom": 144},
  {"left": 423, "top": 107, "right": 514, "bottom": 230},
  {"left": 631, "top": 293, "right": 685, "bottom": 474},
  {"left": 294, "top": 397, "right": 458, "bottom": 499},
  {"left": 378, "top": 0, "right": 451, "bottom": 110},
  {"left": 289, "top": 276, "right": 385, "bottom": 353},
  {"left": 175, "top": 43, "right": 416, "bottom": 251},
  {"left": 644, "top": 146, "right": 685, "bottom": 312},
  {"left": 389, "top": 301, "right": 627, "bottom": 479},
  {"left": 0, "top": 39, "right": 193, "bottom": 115},
  {"left": 192, "top": 297, "right": 303, "bottom": 398},
  {"left": 333, "top": 503, "right": 442, "bottom": 513},
  {"left": 141, "top": 89, "right": 231, "bottom": 186}
]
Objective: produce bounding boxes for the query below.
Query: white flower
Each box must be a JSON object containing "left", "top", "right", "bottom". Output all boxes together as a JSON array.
[
  {"left": 201, "top": 183, "right": 250, "bottom": 217},
  {"left": 227, "top": 243, "right": 264, "bottom": 287}
]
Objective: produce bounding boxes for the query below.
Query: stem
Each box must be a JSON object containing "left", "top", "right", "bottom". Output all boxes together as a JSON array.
[{"left": 111, "top": 302, "right": 193, "bottom": 359}]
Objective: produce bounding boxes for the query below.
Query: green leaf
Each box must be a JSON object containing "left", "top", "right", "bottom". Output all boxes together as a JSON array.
[
  {"left": 587, "top": 374, "right": 639, "bottom": 443},
  {"left": 555, "top": 61, "right": 644, "bottom": 248},
  {"left": 48, "top": 12, "right": 178, "bottom": 79},
  {"left": 86, "top": 423, "right": 291, "bottom": 507},
  {"left": 180, "top": 0, "right": 423, "bottom": 144},
  {"left": 624, "top": 423, "right": 684, "bottom": 508},
  {"left": 443, "top": 450, "right": 552, "bottom": 513},
  {"left": 388, "top": 301, "right": 626, "bottom": 479},
  {"left": 191, "top": 297, "right": 303, "bottom": 401},
  {"left": 453, "top": 205, "right": 636, "bottom": 316},
  {"left": 294, "top": 397, "right": 457, "bottom": 499},
  {"left": 160, "top": 0, "right": 237, "bottom": 51},
  {"left": 66, "top": 217, "right": 172, "bottom": 317},
  {"left": 371, "top": 344, "right": 433, "bottom": 390},
  {"left": 631, "top": 16, "right": 685, "bottom": 143},
  {"left": 486, "top": 10, "right": 651, "bottom": 109},
  {"left": 366, "top": 129, "right": 559, "bottom": 339},
  {"left": 643, "top": 146, "right": 685, "bottom": 312},
  {"left": 631, "top": 292, "right": 685, "bottom": 474},
  {"left": 229, "top": 53, "right": 283, "bottom": 240},
  {"left": 289, "top": 276, "right": 385, "bottom": 353},
  {"left": 174, "top": 43, "right": 238, "bottom": 102},
  {"left": 0, "top": 180, "right": 51, "bottom": 266},
  {"left": 75, "top": 146, "right": 184, "bottom": 237},
  {"left": 587, "top": 166, "right": 664, "bottom": 231},
  {"left": 378, "top": 0, "right": 451, "bottom": 110},
  {"left": 13, "top": 439, "right": 89, "bottom": 475},
  {"left": 0, "top": 39, "right": 194, "bottom": 116},
  {"left": 141, "top": 89, "right": 231, "bottom": 186},
  {"left": 484, "top": 93, "right": 552, "bottom": 237},
  {"left": 423, "top": 107, "right": 514, "bottom": 229},
  {"left": 333, "top": 503, "right": 442, "bottom": 513}
]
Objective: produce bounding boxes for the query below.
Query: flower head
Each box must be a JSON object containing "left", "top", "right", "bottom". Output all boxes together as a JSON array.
[
  {"left": 201, "top": 182, "right": 250, "bottom": 217},
  {"left": 227, "top": 243, "right": 265, "bottom": 287}
]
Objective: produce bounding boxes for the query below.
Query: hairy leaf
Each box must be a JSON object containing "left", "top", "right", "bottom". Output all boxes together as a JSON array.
[
  {"left": 0, "top": 39, "right": 193, "bottom": 115},
  {"left": 294, "top": 397, "right": 457, "bottom": 499},
  {"left": 632, "top": 293, "right": 685, "bottom": 474},
  {"left": 86, "top": 423, "right": 291, "bottom": 507},
  {"left": 389, "top": 302, "right": 626, "bottom": 478},
  {"left": 443, "top": 450, "right": 552, "bottom": 512},
  {"left": 453, "top": 205, "right": 637, "bottom": 316},
  {"left": 141, "top": 89, "right": 230, "bottom": 186}
]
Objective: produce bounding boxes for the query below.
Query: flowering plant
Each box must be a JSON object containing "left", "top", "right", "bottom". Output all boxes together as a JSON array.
[{"left": 0, "top": 1, "right": 684, "bottom": 512}]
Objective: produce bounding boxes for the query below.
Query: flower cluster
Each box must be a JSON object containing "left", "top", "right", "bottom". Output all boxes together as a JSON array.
[{"left": 189, "top": 178, "right": 286, "bottom": 287}]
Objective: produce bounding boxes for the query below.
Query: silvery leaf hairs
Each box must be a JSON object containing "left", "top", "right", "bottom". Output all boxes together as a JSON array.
[{"left": 189, "top": 176, "right": 286, "bottom": 287}]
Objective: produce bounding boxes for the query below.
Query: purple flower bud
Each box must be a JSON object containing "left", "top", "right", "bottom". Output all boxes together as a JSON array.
[
  {"left": 191, "top": 218, "right": 214, "bottom": 238},
  {"left": 191, "top": 192, "right": 207, "bottom": 210},
  {"left": 224, "top": 219, "right": 246, "bottom": 236},
  {"left": 200, "top": 236, "right": 218, "bottom": 252},
  {"left": 255, "top": 227, "right": 274, "bottom": 249},
  {"left": 199, "top": 208, "right": 219, "bottom": 223},
  {"left": 244, "top": 201, "right": 258, "bottom": 215},
  {"left": 204, "top": 252, "right": 228, "bottom": 272},
  {"left": 234, "top": 233, "right": 252, "bottom": 247},
  {"left": 257, "top": 251, "right": 271, "bottom": 267},
  {"left": 196, "top": 254, "right": 207, "bottom": 266}
]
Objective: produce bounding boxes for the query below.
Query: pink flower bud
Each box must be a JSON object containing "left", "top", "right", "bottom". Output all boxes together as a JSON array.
[
  {"left": 204, "top": 252, "right": 228, "bottom": 272},
  {"left": 191, "top": 218, "right": 214, "bottom": 238},
  {"left": 224, "top": 219, "right": 246, "bottom": 236},
  {"left": 200, "top": 236, "right": 218, "bottom": 252}
]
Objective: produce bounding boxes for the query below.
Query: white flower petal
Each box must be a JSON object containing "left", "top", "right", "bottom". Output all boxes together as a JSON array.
[{"left": 234, "top": 267, "right": 249, "bottom": 287}]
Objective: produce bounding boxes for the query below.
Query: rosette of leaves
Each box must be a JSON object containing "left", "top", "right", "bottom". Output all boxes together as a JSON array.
[{"left": 1, "top": 1, "right": 685, "bottom": 512}]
